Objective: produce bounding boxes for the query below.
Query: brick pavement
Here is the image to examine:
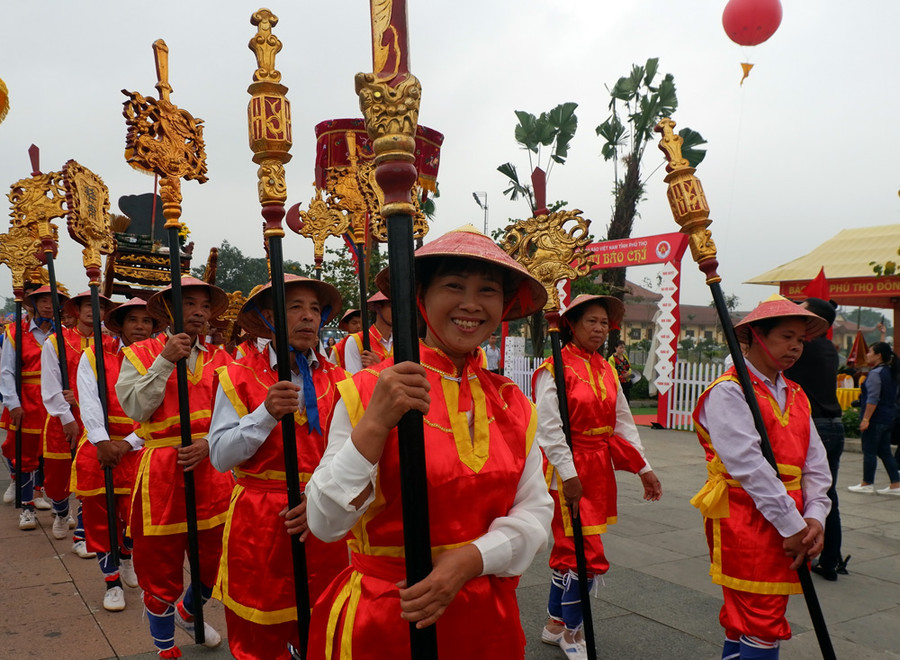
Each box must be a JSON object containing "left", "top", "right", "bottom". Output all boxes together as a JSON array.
[{"left": 2, "top": 427, "right": 898, "bottom": 659}]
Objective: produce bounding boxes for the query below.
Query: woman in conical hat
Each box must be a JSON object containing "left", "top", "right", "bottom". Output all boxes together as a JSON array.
[
  {"left": 533, "top": 293, "right": 661, "bottom": 658},
  {"left": 691, "top": 295, "right": 832, "bottom": 658},
  {"left": 306, "top": 225, "right": 553, "bottom": 659}
]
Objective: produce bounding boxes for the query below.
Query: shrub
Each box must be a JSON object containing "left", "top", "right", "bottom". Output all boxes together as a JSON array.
[{"left": 842, "top": 408, "right": 860, "bottom": 438}]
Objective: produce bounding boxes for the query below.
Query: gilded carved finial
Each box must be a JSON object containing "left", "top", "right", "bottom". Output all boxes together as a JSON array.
[
  {"left": 0, "top": 225, "right": 42, "bottom": 294},
  {"left": 654, "top": 118, "right": 720, "bottom": 284},
  {"left": 123, "top": 40, "right": 209, "bottom": 232},
  {"left": 248, "top": 9, "right": 292, "bottom": 238},
  {"left": 249, "top": 9, "right": 282, "bottom": 84},
  {"left": 500, "top": 209, "right": 592, "bottom": 311},
  {"left": 8, "top": 168, "right": 67, "bottom": 263},
  {"left": 61, "top": 160, "right": 115, "bottom": 281},
  {"left": 295, "top": 189, "right": 352, "bottom": 274}
]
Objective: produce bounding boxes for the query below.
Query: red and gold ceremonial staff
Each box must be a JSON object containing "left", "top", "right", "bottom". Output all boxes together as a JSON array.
[
  {"left": 246, "top": 10, "right": 312, "bottom": 657},
  {"left": 9, "top": 146, "right": 69, "bottom": 406},
  {"left": 122, "top": 40, "right": 209, "bottom": 645},
  {"left": 61, "top": 159, "right": 119, "bottom": 564},
  {"left": 655, "top": 118, "right": 835, "bottom": 660},
  {"left": 502, "top": 192, "right": 597, "bottom": 659},
  {"left": 356, "top": 2, "right": 436, "bottom": 656},
  {"left": 0, "top": 226, "right": 42, "bottom": 507}
]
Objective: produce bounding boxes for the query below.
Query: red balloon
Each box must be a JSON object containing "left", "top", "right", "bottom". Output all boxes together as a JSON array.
[{"left": 722, "top": 0, "right": 783, "bottom": 47}]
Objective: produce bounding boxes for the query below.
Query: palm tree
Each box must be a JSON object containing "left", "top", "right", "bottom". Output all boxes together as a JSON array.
[{"left": 596, "top": 58, "right": 707, "bottom": 352}]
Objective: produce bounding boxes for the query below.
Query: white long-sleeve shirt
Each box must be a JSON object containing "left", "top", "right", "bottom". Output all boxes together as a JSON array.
[
  {"left": 208, "top": 345, "right": 317, "bottom": 473},
  {"left": 306, "top": 398, "right": 553, "bottom": 577},
  {"left": 0, "top": 320, "right": 50, "bottom": 410},
  {"left": 115, "top": 332, "right": 208, "bottom": 423},
  {"left": 696, "top": 360, "right": 832, "bottom": 538},
  {"left": 40, "top": 332, "right": 83, "bottom": 426},
  {"left": 343, "top": 330, "right": 392, "bottom": 374},
  {"left": 533, "top": 367, "right": 651, "bottom": 486},
  {"left": 76, "top": 346, "right": 142, "bottom": 450}
]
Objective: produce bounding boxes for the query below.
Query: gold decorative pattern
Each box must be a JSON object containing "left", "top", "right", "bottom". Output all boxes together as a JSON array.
[
  {"left": 654, "top": 118, "right": 719, "bottom": 282},
  {"left": 295, "top": 188, "right": 351, "bottom": 272},
  {"left": 8, "top": 171, "right": 67, "bottom": 230},
  {"left": 0, "top": 225, "right": 42, "bottom": 292},
  {"left": 500, "top": 209, "right": 592, "bottom": 311},
  {"left": 122, "top": 40, "right": 208, "bottom": 232},
  {"left": 247, "top": 9, "right": 292, "bottom": 239},
  {"left": 61, "top": 160, "right": 115, "bottom": 277}
]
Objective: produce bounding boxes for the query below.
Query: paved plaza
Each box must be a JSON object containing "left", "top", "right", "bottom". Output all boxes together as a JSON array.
[{"left": 1, "top": 427, "right": 898, "bottom": 659}]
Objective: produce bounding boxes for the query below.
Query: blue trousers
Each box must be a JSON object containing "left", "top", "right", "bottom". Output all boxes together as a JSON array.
[{"left": 862, "top": 422, "right": 900, "bottom": 484}]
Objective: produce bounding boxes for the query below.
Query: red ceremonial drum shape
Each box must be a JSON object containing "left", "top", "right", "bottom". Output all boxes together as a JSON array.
[{"left": 313, "top": 118, "right": 443, "bottom": 194}]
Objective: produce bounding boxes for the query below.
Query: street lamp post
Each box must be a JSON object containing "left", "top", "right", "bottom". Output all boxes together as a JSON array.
[{"left": 472, "top": 191, "right": 488, "bottom": 235}]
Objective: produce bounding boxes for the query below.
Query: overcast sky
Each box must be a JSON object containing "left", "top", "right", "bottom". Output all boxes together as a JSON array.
[{"left": 1, "top": 0, "right": 898, "bottom": 310}]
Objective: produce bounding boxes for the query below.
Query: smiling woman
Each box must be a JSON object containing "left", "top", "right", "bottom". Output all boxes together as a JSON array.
[{"left": 305, "top": 225, "right": 555, "bottom": 659}]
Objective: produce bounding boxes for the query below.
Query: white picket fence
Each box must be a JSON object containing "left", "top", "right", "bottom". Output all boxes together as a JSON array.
[
  {"left": 503, "top": 355, "right": 543, "bottom": 399},
  {"left": 664, "top": 361, "right": 725, "bottom": 431}
]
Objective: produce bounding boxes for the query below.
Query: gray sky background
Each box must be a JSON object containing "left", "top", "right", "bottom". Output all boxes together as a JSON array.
[{"left": 1, "top": 1, "right": 898, "bottom": 311}]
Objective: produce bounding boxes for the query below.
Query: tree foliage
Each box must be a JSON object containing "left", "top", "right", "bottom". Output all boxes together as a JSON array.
[
  {"left": 292, "top": 245, "right": 388, "bottom": 311},
  {"left": 596, "top": 58, "right": 707, "bottom": 352},
  {"left": 497, "top": 102, "right": 578, "bottom": 215}
]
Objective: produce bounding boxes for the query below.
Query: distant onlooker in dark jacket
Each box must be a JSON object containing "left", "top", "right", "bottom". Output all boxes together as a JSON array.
[{"left": 786, "top": 298, "right": 847, "bottom": 580}]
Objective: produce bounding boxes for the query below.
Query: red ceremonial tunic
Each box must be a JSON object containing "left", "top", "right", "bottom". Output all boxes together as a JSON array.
[
  {"left": 309, "top": 343, "right": 537, "bottom": 660},
  {"left": 691, "top": 367, "right": 810, "bottom": 595},
  {"left": 234, "top": 339, "right": 264, "bottom": 361},
  {"left": 349, "top": 326, "right": 392, "bottom": 364},
  {"left": 532, "top": 344, "right": 645, "bottom": 572},
  {"left": 1, "top": 322, "right": 47, "bottom": 472},
  {"left": 123, "top": 335, "right": 234, "bottom": 536},
  {"left": 71, "top": 335, "right": 142, "bottom": 498},
  {"left": 213, "top": 348, "right": 351, "bottom": 628},
  {"left": 43, "top": 327, "right": 91, "bottom": 461}
]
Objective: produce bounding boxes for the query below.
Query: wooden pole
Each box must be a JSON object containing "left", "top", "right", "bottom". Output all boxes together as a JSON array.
[
  {"left": 247, "top": 11, "right": 309, "bottom": 656},
  {"left": 356, "top": 2, "right": 436, "bottom": 655}
]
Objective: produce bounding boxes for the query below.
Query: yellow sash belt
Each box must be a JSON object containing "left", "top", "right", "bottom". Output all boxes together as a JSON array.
[{"left": 691, "top": 457, "right": 801, "bottom": 519}]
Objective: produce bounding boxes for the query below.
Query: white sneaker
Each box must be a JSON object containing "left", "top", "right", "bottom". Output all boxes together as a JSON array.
[
  {"left": 120, "top": 558, "right": 139, "bottom": 589},
  {"left": 103, "top": 585, "right": 126, "bottom": 612},
  {"left": 848, "top": 483, "right": 875, "bottom": 494},
  {"left": 174, "top": 605, "right": 222, "bottom": 648},
  {"left": 33, "top": 495, "right": 52, "bottom": 510},
  {"left": 541, "top": 623, "right": 565, "bottom": 645},
  {"left": 51, "top": 514, "right": 69, "bottom": 539},
  {"left": 3, "top": 482, "right": 14, "bottom": 504},
  {"left": 19, "top": 509, "right": 37, "bottom": 530},
  {"left": 877, "top": 485, "right": 900, "bottom": 496},
  {"left": 559, "top": 629, "right": 589, "bottom": 660},
  {"left": 72, "top": 540, "right": 96, "bottom": 559}
]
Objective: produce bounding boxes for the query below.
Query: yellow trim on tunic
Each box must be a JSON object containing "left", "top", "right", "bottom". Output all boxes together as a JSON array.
[{"left": 440, "top": 376, "right": 490, "bottom": 473}]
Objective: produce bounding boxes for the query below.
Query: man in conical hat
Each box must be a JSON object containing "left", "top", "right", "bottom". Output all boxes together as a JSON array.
[
  {"left": 115, "top": 276, "right": 234, "bottom": 656},
  {"left": 73, "top": 297, "right": 162, "bottom": 612},
  {"left": 41, "top": 290, "right": 114, "bottom": 557},
  {"left": 343, "top": 291, "right": 392, "bottom": 374},
  {"left": 691, "top": 295, "right": 831, "bottom": 659},
  {"left": 209, "top": 274, "right": 352, "bottom": 659},
  {"left": 1, "top": 285, "right": 62, "bottom": 529}
]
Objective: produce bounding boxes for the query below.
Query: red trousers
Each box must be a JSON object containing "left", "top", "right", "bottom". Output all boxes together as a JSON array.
[
  {"left": 81, "top": 494, "right": 131, "bottom": 554},
  {"left": 42, "top": 456, "right": 71, "bottom": 502},
  {"left": 721, "top": 587, "right": 791, "bottom": 641},
  {"left": 131, "top": 493, "right": 224, "bottom": 605},
  {"left": 225, "top": 609, "right": 299, "bottom": 660},
  {"left": 548, "top": 489, "right": 610, "bottom": 575}
]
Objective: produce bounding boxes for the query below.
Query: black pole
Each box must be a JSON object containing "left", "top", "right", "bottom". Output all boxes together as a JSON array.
[
  {"left": 386, "top": 214, "right": 437, "bottom": 657},
  {"left": 267, "top": 235, "right": 311, "bottom": 657},
  {"left": 89, "top": 285, "right": 120, "bottom": 567},
  {"left": 357, "top": 242, "right": 371, "bottom": 353},
  {"left": 166, "top": 226, "right": 205, "bottom": 646},
  {"left": 548, "top": 326, "right": 597, "bottom": 660},
  {"left": 709, "top": 282, "right": 835, "bottom": 660},
  {"left": 14, "top": 299, "right": 23, "bottom": 509},
  {"left": 44, "top": 256, "right": 68, "bottom": 388}
]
